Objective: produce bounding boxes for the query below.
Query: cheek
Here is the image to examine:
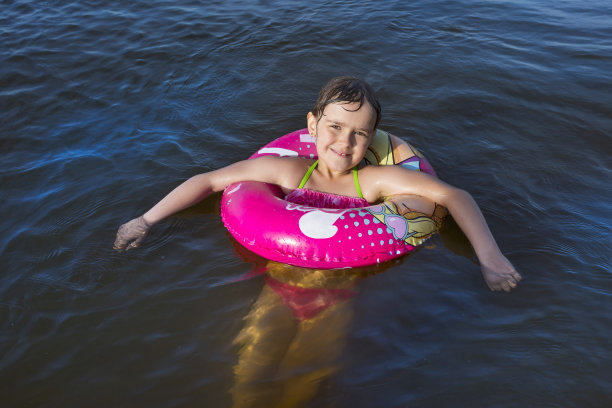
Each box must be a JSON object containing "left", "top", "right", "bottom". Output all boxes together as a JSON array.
[
  {"left": 358, "top": 138, "right": 372, "bottom": 150},
  {"left": 317, "top": 131, "right": 332, "bottom": 145}
]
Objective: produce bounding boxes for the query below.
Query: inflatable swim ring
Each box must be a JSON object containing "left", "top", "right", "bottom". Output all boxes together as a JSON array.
[{"left": 221, "top": 129, "right": 446, "bottom": 269}]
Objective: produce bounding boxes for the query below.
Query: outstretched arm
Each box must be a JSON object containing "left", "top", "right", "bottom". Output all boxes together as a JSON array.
[
  {"left": 373, "top": 167, "right": 522, "bottom": 291},
  {"left": 114, "top": 156, "right": 291, "bottom": 251}
]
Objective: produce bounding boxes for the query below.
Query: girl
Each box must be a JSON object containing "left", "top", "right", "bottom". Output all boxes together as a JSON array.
[{"left": 114, "top": 76, "right": 521, "bottom": 292}]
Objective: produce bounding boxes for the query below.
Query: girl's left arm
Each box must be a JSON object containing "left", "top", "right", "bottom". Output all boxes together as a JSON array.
[
  {"left": 373, "top": 167, "right": 522, "bottom": 291},
  {"left": 441, "top": 187, "right": 522, "bottom": 291}
]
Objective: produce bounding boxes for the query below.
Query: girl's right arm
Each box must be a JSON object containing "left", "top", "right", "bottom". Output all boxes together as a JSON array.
[{"left": 114, "top": 156, "right": 291, "bottom": 251}]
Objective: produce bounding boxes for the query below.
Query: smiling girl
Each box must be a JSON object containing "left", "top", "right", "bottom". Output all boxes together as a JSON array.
[{"left": 115, "top": 76, "right": 521, "bottom": 291}]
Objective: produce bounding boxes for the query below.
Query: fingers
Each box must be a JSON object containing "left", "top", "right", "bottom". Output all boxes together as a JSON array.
[
  {"left": 114, "top": 233, "right": 146, "bottom": 252},
  {"left": 114, "top": 239, "right": 129, "bottom": 252},
  {"left": 489, "top": 274, "right": 521, "bottom": 292},
  {"left": 113, "top": 238, "right": 139, "bottom": 252},
  {"left": 113, "top": 227, "right": 131, "bottom": 252},
  {"left": 481, "top": 256, "right": 522, "bottom": 292},
  {"left": 113, "top": 235, "right": 127, "bottom": 251},
  {"left": 503, "top": 271, "right": 522, "bottom": 292},
  {"left": 502, "top": 278, "right": 517, "bottom": 292},
  {"left": 127, "top": 235, "right": 145, "bottom": 251}
]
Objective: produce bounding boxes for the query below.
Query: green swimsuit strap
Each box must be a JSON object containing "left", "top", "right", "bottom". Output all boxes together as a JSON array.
[
  {"left": 298, "top": 160, "right": 319, "bottom": 188},
  {"left": 353, "top": 166, "right": 364, "bottom": 199},
  {"left": 298, "top": 159, "right": 365, "bottom": 199}
]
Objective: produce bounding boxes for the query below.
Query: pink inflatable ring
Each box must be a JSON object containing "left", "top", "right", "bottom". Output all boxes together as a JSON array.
[{"left": 221, "top": 129, "right": 446, "bottom": 269}]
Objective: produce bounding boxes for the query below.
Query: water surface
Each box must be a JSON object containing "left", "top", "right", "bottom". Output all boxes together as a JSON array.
[{"left": 1, "top": 0, "right": 611, "bottom": 407}]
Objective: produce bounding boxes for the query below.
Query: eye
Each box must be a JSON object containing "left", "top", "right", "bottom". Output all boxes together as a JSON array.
[{"left": 330, "top": 124, "right": 341, "bottom": 130}]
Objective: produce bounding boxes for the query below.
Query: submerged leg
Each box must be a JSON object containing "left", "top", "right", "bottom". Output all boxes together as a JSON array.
[
  {"left": 232, "top": 263, "right": 362, "bottom": 408},
  {"left": 275, "top": 299, "right": 355, "bottom": 408},
  {"left": 231, "top": 285, "right": 296, "bottom": 408}
]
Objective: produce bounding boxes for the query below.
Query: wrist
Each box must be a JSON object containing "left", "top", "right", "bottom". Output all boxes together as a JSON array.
[
  {"left": 474, "top": 243, "right": 503, "bottom": 264},
  {"left": 478, "top": 249, "right": 506, "bottom": 268},
  {"left": 141, "top": 213, "right": 156, "bottom": 226}
]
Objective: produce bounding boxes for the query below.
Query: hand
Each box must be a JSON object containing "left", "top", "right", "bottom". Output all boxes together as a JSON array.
[
  {"left": 480, "top": 254, "right": 522, "bottom": 292},
  {"left": 114, "top": 216, "right": 152, "bottom": 252}
]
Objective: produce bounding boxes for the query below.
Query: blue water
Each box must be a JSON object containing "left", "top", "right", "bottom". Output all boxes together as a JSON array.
[{"left": 1, "top": 0, "right": 611, "bottom": 407}]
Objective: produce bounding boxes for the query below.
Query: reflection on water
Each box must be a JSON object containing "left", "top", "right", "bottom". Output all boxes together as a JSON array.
[{"left": 229, "top": 217, "right": 473, "bottom": 407}]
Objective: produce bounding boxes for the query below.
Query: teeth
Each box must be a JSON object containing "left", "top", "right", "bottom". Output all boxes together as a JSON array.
[{"left": 333, "top": 149, "right": 350, "bottom": 157}]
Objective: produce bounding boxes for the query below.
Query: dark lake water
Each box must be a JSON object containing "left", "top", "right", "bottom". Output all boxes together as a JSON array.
[{"left": 2, "top": 0, "right": 611, "bottom": 407}]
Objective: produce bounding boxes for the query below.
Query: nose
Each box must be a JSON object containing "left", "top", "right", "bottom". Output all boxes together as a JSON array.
[{"left": 337, "top": 130, "right": 354, "bottom": 146}]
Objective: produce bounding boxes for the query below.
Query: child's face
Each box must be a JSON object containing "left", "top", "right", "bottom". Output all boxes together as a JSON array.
[{"left": 308, "top": 101, "right": 376, "bottom": 173}]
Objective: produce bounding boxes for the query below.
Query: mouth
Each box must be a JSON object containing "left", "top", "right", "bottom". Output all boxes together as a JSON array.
[{"left": 331, "top": 148, "right": 351, "bottom": 158}]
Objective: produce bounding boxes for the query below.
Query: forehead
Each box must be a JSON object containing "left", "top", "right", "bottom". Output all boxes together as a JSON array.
[{"left": 322, "top": 101, "right": 376, "bottom": 131}]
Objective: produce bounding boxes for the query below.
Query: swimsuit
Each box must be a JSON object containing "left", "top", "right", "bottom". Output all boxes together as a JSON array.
[
  {"left": 284, "top": 160, "right": 370, "bottom": 209},
  {"left": 265, "top": 276, "right": 357, "bottom": 321},
  {"left": 272, "top": 160, "right": 368, "bottom": 320}
]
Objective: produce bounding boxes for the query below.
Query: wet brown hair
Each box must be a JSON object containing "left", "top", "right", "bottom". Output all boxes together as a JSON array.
[{"left": 312, "top": 76, "right": 381, "bottom": 131}]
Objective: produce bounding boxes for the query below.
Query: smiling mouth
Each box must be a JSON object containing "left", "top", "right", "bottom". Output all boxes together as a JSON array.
[{"left": 331, "top": 148, "right": 351, "bottom": 157}]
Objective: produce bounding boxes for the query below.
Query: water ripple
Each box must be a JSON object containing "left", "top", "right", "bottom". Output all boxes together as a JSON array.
[{"left": 2, "top": 0, "right": 612, "bottom": 406}]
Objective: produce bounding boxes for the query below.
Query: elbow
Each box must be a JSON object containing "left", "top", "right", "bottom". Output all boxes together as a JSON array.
[
  {"left": 441, "top": 187, "right": 473, "bottom": 208},
  {"left": 186, "top": 173, "right": 218, "bottom": 195},
  {"left": 207, "top": 173, "right": 232, "bottom": 193},
  {"left": 453, "top": 187, "right": 471, "bottom": 200}
]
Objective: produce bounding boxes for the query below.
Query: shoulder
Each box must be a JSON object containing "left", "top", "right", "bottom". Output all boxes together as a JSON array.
[
  {"left": 207, "top": 156, "right": 314, "bottom": 192},
  {"left": 249, "top": 156, "right": 313, "bottom": 174},
  {"left": 243, "top": 156, "right": 314, "bottom": 188},
  {"left": 359, "top": 164, "right": 443, "bottom": 200}
]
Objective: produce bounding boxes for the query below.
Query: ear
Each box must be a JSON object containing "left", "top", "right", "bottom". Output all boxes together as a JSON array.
[{"left": 307, "top": 112, "right": 317, "bottom": 137}]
